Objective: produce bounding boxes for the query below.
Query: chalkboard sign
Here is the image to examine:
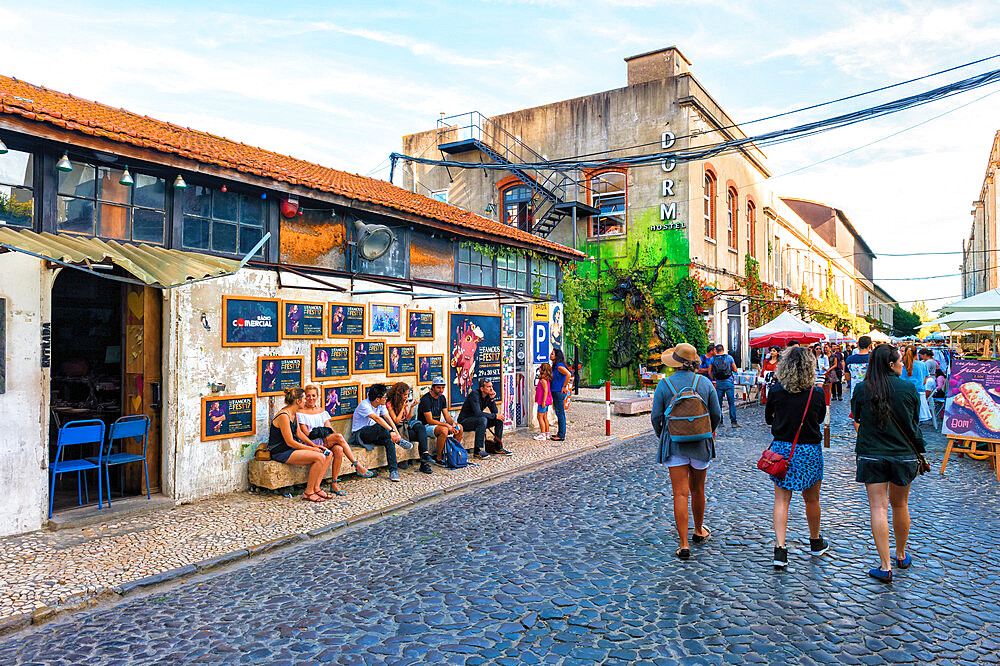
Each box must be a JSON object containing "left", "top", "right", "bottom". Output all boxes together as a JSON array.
[
  {"left": 323, "top": 383, "right": 360, "bottom": 421},
  {"left": 311, "top": 344, "right": 352, "bottom": 381},
  {"left": 282, "top": 300, "right": 325, "bottom": 339},
  {"left": 201, "top": 394, "right": 256, "bottom": 441},
  {"left": 353, "top": 340, "right": 386, "bottom": 374},
  {"left": 257, "top": 356, "right": 304, "bottom": 397},
  {"left": 329, "top": 302, "right": 366, "bottom": 338},
  {"left": 417, "top": 354, "right": 445, "bottom": 385},
  {"left": 222, "top": 296, "right": 280, "bottom": 347},
  {"left": 387, "top": 344, "right": 417, "bottom": 377},
  {"left": 406, "top": 309, "right": 435, "bottom": 341}
]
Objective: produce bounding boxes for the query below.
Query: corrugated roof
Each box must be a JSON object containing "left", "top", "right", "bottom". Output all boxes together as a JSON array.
[
  {"left": 0, "top": 228, "right": 243, "bottom": 288},
  {"left": 0, "top": 75, "right": 584, "bottom": 260}
]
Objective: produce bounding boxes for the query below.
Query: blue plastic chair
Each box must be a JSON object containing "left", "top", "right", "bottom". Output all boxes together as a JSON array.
[
  {"left": 50, "top": 419, "right": 105, "bottom": 518},
  {"left": 89, "top": 415, "right": 151, "bottom": 505}
]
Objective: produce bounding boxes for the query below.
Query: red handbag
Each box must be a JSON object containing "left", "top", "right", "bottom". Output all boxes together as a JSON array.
[{"left": 758, "top": 387, "right": 814, "bottom": 480}]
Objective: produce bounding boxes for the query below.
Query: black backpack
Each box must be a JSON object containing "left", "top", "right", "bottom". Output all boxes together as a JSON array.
[{"left": 710, "top": 355, "right": 732, "bottom": 381}]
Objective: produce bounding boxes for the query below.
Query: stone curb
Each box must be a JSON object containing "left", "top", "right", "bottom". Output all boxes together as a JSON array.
[{"left": 1, "top": 428, "right": 649, "bottom": 637}]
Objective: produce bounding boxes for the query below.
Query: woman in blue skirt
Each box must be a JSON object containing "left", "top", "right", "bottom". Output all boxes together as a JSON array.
[{"left": 764, "top": 345, "right": 829, "bottom": 569}]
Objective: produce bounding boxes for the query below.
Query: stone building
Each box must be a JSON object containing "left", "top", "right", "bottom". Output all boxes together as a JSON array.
[
  {"left": 962, "top": 130, "right": 1000, "bottom": 297},
  {"left": 0, "top": 75, "right": 580, "bottom": 537}
]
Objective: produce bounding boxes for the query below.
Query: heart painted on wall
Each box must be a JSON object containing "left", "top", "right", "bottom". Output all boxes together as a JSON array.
[{"left": 127, "top": 291, "right": 144, "bottom": 322}]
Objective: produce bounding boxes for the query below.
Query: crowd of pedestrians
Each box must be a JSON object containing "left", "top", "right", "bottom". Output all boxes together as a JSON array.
[{"left": 651, "top": 335, "right": 932, "bottom": 582}]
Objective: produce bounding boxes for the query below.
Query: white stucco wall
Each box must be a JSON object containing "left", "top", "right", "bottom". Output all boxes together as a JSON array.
[{"left": 0, "top": 253, "right": 49, "bottom": 537}]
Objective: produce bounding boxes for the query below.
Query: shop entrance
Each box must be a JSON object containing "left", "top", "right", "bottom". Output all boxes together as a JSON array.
[{"left": 49, "top": 269, "right": 162, "bottom": 513}]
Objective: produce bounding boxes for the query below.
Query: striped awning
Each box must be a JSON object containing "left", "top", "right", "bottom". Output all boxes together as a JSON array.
[{"left": 0, "top": 228, "right": 244, "bottom": 288}]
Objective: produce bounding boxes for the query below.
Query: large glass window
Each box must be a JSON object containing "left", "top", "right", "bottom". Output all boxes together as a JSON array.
[
  {"left": 727, "top": 187, "right": 738, "bottom": 250},
  {"left": 182, "top": 185, "right": 265, "bottom": 257},
  {"left": 457, "top": 245, "right": 493, "bottom": 287},
  {"left": 497, "top": 254, "right": 527, "bottom": 292},
  {"left": 703, "top": 171, "right": 717, "bottom": 240},
  {"left": 0, "top": 148, "right": 33, "bottom": 228},
  {"left": 57, "top": 161, "right": 165, "bottom": 243},
  {"left": 532, "top": 258, "right": 558, "bottom": 297},
  {"left": 502, "top": 185, "right": 533, "bottom": 233},
  {"left": 590, "top": 171, "right": 625, "bottom": 237}
]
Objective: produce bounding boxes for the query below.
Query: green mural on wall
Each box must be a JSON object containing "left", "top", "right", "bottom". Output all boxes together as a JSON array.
[{"left": 570, "top": 207, "right": 707, "bottom": 386}]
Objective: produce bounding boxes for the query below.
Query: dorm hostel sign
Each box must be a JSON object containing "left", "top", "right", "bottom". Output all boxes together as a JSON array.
[{"left": 652, "top": 130, "right": 685, "bottom": 232}]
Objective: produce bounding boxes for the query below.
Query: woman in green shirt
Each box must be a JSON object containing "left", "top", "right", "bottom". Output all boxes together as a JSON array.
[{"left": 851, "top": 344, "right": 925, "bottom": 583}]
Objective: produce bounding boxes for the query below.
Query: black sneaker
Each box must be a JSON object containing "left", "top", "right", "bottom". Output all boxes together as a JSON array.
[
  {"left": 419, "top": 461, "right": 433, "bottom": 475},
  {"left": 432, "top": 458, "right": 449, "bottom": 469},
  {"left": 810, "top": 537, "right": 829, "bottom": 556},
  {"left": 474, "top": 451, "right": 490, "bottom": 460},
  {"left": 773, "top": 546, "right": 788, "bottom": 568}
]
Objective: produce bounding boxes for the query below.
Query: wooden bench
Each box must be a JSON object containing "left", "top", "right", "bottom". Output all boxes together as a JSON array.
[{"left": 248, "top": 430, "right": 477, "bottom": 492}]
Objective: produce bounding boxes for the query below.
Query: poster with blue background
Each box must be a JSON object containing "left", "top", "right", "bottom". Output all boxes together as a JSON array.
[
  {"left": 223, "top": 296, "right": 280, "bottom": 346},
  {"left": 448, "top": 312, "right": 501, "bottom": 408}
]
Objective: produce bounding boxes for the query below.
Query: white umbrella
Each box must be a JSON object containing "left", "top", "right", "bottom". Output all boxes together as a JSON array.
[
  {"left": 937, "top": 289, "right": 1000, "bottom": 314},
  {"left": 924, "top": 310, "right": 1000, "bottom": 330}
]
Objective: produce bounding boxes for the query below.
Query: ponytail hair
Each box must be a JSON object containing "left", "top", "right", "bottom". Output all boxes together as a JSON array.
[{"left": 283, "top": 387, "right": 305, "bottom": 405}]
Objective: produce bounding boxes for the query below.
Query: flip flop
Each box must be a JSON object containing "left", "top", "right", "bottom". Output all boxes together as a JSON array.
[
  {"left": 692, "top": 527, "right": 712, "bottom": 544},
  {"left": 330, "top": 486, "right": 347, "bottom": 496},
  {"left": 676, "top": 548, "right": 690, "bottom": 560}
]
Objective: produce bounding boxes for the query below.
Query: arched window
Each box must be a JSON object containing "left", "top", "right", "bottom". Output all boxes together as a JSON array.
[
  {"left": 746, "top": 199, "right": 756, "bottom": 259},
  {"left": 726, "top": 187, "right": 738, "bottom": 249},
  {"left": 590, "top": 171, "right": 626, "bottom": 237},
  {"left": 703, "top": 170, "right": 717, "bottom": 240},
  {"left": 502, "top": 185, "right": 533, "bottom": 233}
]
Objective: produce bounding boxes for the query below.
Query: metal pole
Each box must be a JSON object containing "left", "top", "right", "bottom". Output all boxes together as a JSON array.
[{"left": 573, "top": 347, "right": 580, "bottom": 396}]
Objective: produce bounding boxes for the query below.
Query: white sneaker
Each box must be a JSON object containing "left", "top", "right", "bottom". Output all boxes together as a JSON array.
[
  {"left": 533, "top": 434, "right": 547, "bottom": 441},
  {"left": 397, "top": 439, "right": 413, "bottom": 450}
]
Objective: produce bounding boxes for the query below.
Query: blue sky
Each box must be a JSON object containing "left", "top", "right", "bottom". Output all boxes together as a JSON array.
[{"left": 3, "top": 0, "right": 999, "bottom": 308}]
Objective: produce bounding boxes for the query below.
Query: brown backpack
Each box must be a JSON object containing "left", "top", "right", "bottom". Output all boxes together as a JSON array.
[{"left": 664, "top": 375, "right": 713, "bottom": 442}]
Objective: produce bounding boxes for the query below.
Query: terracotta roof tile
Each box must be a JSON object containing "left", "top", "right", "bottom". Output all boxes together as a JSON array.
[{"left": 0, "top": 75, "right": 583, "bottom": 259}]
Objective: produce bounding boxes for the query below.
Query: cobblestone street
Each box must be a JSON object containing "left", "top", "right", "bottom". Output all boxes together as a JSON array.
[{"left": 1, "top": 400, "right": 998, "bottom": 664}]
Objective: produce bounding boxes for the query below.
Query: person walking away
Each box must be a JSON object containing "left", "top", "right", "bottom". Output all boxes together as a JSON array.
[
  {"left": 844, "top": 335, "right": 872, "bottom": 398},
  {"left": 534, "top": 363, "right": 553, "bottom": 441},
  {"left": 709, "top": 344, "right": 739, "bottom": 427},
  {"left": 549, "top": 347, "right": 572, "bottom": 442},
  {"left": 901, "top": 347, "right": 931, "bottom": 422},
  {"left": 764, "top": 346, "right": 829, "bottom": 568},
  {"left": 651, "top": 343, "right": 722, "bottom": 560},
  {"left": 829, "top": 344, "right": 845, "bottom": 400},
  {"left": 851, "top": 344, "right": 925, "bottom": 582}
]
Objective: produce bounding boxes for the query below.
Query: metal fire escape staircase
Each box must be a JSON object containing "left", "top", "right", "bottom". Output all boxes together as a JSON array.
[{"left": 436, "top": 111, "right": 598, "bottom": 238}]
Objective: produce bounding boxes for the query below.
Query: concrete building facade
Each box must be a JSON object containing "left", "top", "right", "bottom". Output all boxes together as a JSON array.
[{"left": 962, "top": 130, "right": 1000, "bottom": 297}]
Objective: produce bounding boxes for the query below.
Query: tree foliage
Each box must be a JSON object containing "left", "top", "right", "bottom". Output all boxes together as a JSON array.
[{"left": 893, "top": 305, "right": 922, "bottom": 336}]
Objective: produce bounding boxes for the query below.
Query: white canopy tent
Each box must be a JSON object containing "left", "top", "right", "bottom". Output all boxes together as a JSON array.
[
  {"left": 937, "top": 289, "right": 1000, "bottom": 314},
  {"left": 866, "top": 328, "right": 892, "bottom": 342},
  {"left": 924, "top": 310, "right": 1000, "bottom": 330},
  {"left": 748, "top": 311, "right": 813, "bottom": 339},
  {"left": 806, "top": 321, "right": 848, "bottom": 341}
]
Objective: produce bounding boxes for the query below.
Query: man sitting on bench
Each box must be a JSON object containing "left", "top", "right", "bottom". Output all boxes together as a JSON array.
[
  {"left": 418, "top": 376, "right": 462, "bottom": 467},
  {"left": 459, "top": 378, "right": 511, "bottom": 458},
  {"left": 351, "top": 383, "right": 412, "bottom": 483}
]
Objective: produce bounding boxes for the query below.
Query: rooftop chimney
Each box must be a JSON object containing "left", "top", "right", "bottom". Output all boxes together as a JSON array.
[{"left": 625, "top": 46, "right": 691, "bottom": 86}]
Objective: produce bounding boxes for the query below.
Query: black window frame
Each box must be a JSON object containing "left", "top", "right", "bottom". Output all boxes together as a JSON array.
[
  {"left": 455, "top": 243, "right": 494, "bottom": 288},
  {"left": 180, "top": 183, "right": 269, "bottom": 258},
  {"left": 0, "top": 143, "right": 35, "bottom": 229}
]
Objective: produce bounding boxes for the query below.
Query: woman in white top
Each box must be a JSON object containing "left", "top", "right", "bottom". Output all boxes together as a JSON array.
[
  {"left": 297, "top": 384, "right": 373, "bottom": 495},
  {"left": 814, "top": 345, "right": 831, "bottom": 384}
]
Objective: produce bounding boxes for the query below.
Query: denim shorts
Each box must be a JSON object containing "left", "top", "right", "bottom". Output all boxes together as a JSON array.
[
  {"left": 423, "top": 424, "right": 440, "bottom": 441},
  {"left": 664, "top": 454, "right": 710, "bottom": 470},
  {"left": 537, "top": 406, "right": 549, "bottom": 413},
  {"left": 856, "top": 455, "right": 920, "bottom": 487}
]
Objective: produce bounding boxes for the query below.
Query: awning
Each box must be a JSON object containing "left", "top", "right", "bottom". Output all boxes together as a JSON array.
[{"left": 0, "top": 228, "right": 246, "bottom": 289}]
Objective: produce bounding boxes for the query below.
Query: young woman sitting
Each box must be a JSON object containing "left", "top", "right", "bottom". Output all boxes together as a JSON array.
[
  {"left": 267, "top": 388, "right": 333, "bottom": 503},
  {"left": 296, "top": 384, "right": 375, "bottom": 496}
]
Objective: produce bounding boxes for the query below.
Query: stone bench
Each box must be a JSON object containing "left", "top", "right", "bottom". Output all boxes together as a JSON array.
[
  {"left": 248, "top": 430, "right": 477, "bottom": 492},
  {"left": 613, "top": 397, "right": 653, "bottom": 416}
]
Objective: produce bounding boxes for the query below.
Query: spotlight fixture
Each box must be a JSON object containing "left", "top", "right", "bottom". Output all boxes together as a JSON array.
[
  {"left": 173, "top": 174, "right": 187, "bottom": 189},
  {"left": 56, "top": 152, "right": 73, "bottom": 173},
  {"left": 119, "top": 165, "right": 134, "bottom": 187},
  {"left": 352, "top": 219, "right": 396, "bottom": 261}
]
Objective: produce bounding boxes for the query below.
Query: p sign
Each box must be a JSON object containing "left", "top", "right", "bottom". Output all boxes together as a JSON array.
[{"left": 533, "top": 321, "right": 550, "bottom": 363}]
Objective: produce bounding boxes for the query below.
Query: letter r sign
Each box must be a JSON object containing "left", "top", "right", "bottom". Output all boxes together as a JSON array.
[{"left": 533, "top": 322, "right": 550, "bottom": 363}]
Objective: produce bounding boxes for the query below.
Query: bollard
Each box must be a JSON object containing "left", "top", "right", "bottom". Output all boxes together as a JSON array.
[
  {"left": 605, "top": 381, "right": 612, "bottom": 436},
  {"left": 823, "top": 383, "right": 832, "bottom": 448}
]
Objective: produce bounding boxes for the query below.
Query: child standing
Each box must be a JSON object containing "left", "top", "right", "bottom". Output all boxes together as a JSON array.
[{"left": 535, "top": 363, "right": 554, "bottom": 441}]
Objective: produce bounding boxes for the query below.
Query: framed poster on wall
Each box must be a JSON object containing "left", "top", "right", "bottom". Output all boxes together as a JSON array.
[
  {"left": 282, "top": 300, "right": 325, "bottom": 339},
  {"left": 406, "top": 309, "right": 435, "bottom": 341},
  {"left": 417, "top": 354, "right": 445, "bottom": 385},
  {"left": 311, "top": 343, "right": 351, "bottom": 381},
  {"left": 323, "top": 383, "right": 361, "bottom": 421},
  {"left": 387, "top": 344, "right": 417, "bottom": 377},
  {"left": 369, "top": 303, "right": 402, "bottom": 337},
  {"left": 448, "top": 311, "right": 502, "bottom": 408},
  {"left": 352, "top": 339, "right": 386, "bottom": 374},
  {"left": 328, "top": 302, "right": 366, "bottom": 338},
  {"left": 257, "top": 356, "right": 304, "bottom": 397},
  {"left": 201, "top": 394, "right": 256, "bottom": 441},
  {"left": 221, "top": 296, "right": 280, "bottom": 347}
]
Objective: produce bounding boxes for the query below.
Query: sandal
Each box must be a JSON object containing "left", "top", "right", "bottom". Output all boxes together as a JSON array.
[
  {"left": 302, "top": 492, "right": 326, "bottom": 503},
  {"left": 314, "top": 489, "right": 333, "bottom": 500},
  {"left": 550, "top": 437, "right": 565, "bottom": 442},
  {"left": 692, "top": 527, "right": 712, "bottom": 544},
  {"left": 329, "top": 485, "right": 347, "bottom": 497},
  {"left": 676, "top": 548, "right": 690, "bottom": 560},
  {"left": 353, "top": 463, "right": 376, "bottom": 478}
]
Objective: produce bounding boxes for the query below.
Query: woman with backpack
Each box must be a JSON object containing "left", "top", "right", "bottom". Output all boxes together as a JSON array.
[
  {"left": 651, "top": 343, "right": 722, "bottom": 560},
  {"left": 763, "top": 345, "right": 829, "bottom": 569}
]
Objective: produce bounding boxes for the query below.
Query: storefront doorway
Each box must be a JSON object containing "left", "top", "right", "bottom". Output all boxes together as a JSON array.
[{"left": 48, "top": 269, "right": 162, "bottom": 513}]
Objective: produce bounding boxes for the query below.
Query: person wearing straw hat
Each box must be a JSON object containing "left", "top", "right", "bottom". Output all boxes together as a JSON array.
[{"left": 651, "top": 343, "right": 722, "bottom": 560}]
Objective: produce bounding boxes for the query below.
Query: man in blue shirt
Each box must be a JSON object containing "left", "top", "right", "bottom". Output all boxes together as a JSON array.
[
  {"left": 708, "top": 344, "right": 739, "bottom": 427},
  {"left": 351, "top": 384, "right": 412, "bottom": 482},
  {"left": 698, "top": 345, "right": 717, "bottom": 377}
]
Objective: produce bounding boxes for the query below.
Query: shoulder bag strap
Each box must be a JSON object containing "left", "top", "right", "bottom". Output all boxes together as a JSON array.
[
  {"left": 788, "top": 387, "right": 815, "bottom": 460},
  {"left": 889, "top": 413, "right": 929, "bottom": 465}
]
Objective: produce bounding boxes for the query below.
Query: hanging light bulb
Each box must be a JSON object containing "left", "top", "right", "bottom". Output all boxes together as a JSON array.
[
  {"left": 119, "top": 165, "right": 135, "bottom": 187},
  {"left": 173, "top": 174, "right": 187, "bottom": 189},
  {"left": 0, "top": 137, "right": 7, "bottom": 155},
  {"left": 56, "top": 152, "right": 73, "bottom": 173}
]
